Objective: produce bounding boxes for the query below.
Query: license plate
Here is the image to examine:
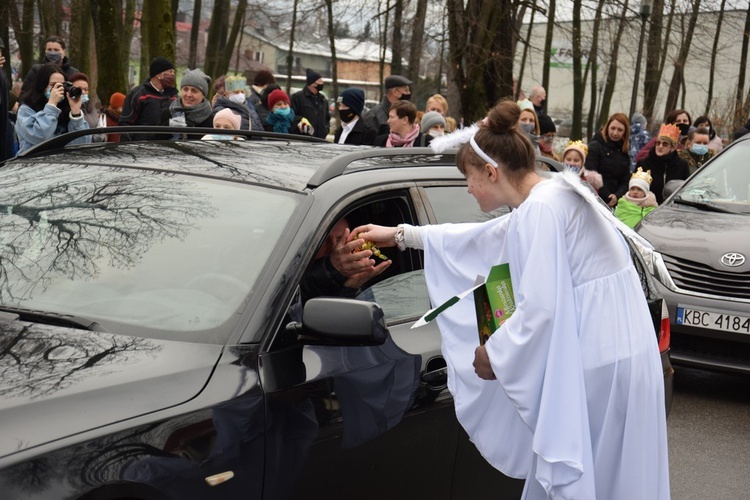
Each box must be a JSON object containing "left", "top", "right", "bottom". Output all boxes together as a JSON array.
[{"left": 676, "top": 307, "right": 750, "bottom": 334}]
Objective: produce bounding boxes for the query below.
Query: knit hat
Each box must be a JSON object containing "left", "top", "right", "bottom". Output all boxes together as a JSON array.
[
  {"left": 420, "top": 111, "right": 446, "bottom": 133},
  {"left": 306, "top": 68, "right": 322, "bottom": 86},
  {"left": 658, "top": 123, "right": 680, "bottom": 144},
  {"left": 214, "top": 108, "right": 242, "bottom": 130},
  {"left": 562, "top": 140, "right": 588, "bottom": 163},
  {"left": 631, "top": 112, "right": 647, "bottom": 127},
  {"left": 181, "top": 68, "right": 212, "bottom": 97},
  {"left": 539, "top": 114, "right": 556, "bottom": 135},
  {"left": 267, "top": 88, "right": 290, "bottom": 109},
  {"left": 338, "top": 88, "right": 365, "bottom": 116},
  {"left": 225, "top": 75, "right": 247, "bottom": 93},
  {"left": 149, "top": 56, "right": 174, "bottom": 78},
  {"left": 629, "top": 167, "right": 653, "bottom": 193},
  {"left": 109, "top": 92, "right": 126, "bottom": 109}
]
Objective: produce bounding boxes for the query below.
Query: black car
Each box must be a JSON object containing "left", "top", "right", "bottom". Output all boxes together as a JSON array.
[
  {"left": 0, "top": 129, "right": 672, "bottom": 499},
  {"left": 636, "top": 136, "right": 750, "bottom": 374}
]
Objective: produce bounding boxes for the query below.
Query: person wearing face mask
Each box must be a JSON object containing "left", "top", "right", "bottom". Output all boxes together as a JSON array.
[
  {"left": 212, "top": 75, "right": 263, "bottom": 134},
  {"left": 516, "top": 99, "right": 541, "bottom": 156},
  {"left": 537, "top": 114, "right": 560, "bottom": 161},
  {"left": 290, "top": 68, "right": 329, "bottom": 139},
  {"left": 420, "top": 111, "right": 447, "bottom": 139},
  {"left": 585, "top": 112, "right": 632, "bottom": 207},
  {"left": 635, "top": 109, "right": 691, "bottom": 163},
  {"left": 68, "top": 72, "right": 106, "bottom": 143},
  {"left": 635, "top": 123, "right": 689, "bottom": 204},
  {"left": 265, "top": 89, "right": 296, "bottom": 134},
  {"left": 678, "top": 126, "right": 714, "bottom": 174},
  {"left": 119, "top": 56, "right": 178, "bottom": 141},
  {"left": 693, "top": 116, "right": 723, "bottom": 153},
  {"left": 20, "top": 36, "right": 80, "bottom": 97},
  {"left": 15, "top": 64, "right": 91, "bottom": 154},
  {"left": 333, "top": 88, "right": 377, "bottom": 145},
  {"left": 363, "top": 74, "right": 412, "bottom": 136}
]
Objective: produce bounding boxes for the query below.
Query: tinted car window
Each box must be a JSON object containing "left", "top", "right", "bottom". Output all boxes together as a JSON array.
[
  {"left": 0, "top": 163, "right": 300, "bottom": 341},
  {"left": 357, "top": 270, "right": 430, "bottom": 323},
  {"left": 423, "top": 186, "right": 509, "bottom": 223}
]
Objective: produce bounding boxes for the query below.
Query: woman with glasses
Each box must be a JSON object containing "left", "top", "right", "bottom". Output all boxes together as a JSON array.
[{"left": 635, "top": 123, "right": 690, "bottom": 204}]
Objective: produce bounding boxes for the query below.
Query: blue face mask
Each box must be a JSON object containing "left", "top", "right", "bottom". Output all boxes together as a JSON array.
[
  {"left": 45, "top": 88, "right": 52, "bottom": 100},
  {"left": 273, "top": 107, "right": 291, "bottom": 117},
  {"left": 691, "top": 144, "right": 709, "bottom": 156},
  {"left": 564, "top": 164, "right": 582, "bottom": 174},
  {"left": 81, "top": 94, "right": 89, "bottom": 104}
]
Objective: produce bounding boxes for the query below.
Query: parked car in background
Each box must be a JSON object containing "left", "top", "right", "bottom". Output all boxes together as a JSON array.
[
  {"left": 0, "top": 129, "right": 672, "bottom": 499},
  {"left": 636, "top": 136, "right": 750, "bottom": 374}
]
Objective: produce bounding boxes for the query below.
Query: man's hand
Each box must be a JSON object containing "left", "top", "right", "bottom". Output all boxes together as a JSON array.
[
  {"left": 329, "top": 228, "right": 391, "bottom": 289},
  {"left": 473, "top": 345, "right": 496, "bottom": 380}
]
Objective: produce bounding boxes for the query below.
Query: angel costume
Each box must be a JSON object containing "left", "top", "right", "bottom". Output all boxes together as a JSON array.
[{"left": 403, "top": 174, "right": 669, "bottom": 499}]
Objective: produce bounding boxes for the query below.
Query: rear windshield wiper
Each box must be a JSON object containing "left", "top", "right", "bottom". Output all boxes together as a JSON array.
[
  {"left": 0, "top": 306, "right": 107, "bottom": 332},
  {"left": 672, "top": 197, "right": 739, "bottom": 214}
]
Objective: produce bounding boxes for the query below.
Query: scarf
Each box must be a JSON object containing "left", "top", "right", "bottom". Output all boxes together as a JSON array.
[
  {"left": 170, "top": 98, "right": 214, "bottom": 127},
  {"left": 387, "top": 124, "right": 420, "bottom": 147},
  {"left": 622, "top": 191, "right": 658, "bottom": 208},
  {"left": 266, "top": 108, "right": 296, "bottom": 133}
]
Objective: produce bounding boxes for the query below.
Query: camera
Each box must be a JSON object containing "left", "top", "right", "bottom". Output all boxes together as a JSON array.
[{"left": 62, "top": 81, "right": 83, "bottom": 99}]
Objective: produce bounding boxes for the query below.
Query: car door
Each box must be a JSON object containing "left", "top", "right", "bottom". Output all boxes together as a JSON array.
[{"left": 259, "top": 189, "right": 462, "bottom": 500}]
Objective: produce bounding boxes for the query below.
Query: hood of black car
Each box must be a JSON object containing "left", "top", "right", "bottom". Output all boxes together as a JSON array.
[
  {"left": 0, "top": 319, "right": 222, "bottom": 459},
  {"left": 638, "top": 205, "right": 750, "bottom": 272}
]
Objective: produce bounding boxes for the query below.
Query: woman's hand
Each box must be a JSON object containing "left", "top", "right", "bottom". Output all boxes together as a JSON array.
[
  {"left": 473, "top": 345, "right": 496, "bottom": 380},
  {"left": 68, "top": 92, "right": 83, "bottom": 115},
  {"left": 349, "top": 224, "right": 399, "bottom": 248},
  {"left": 48, "top": 82, "right": 65, "bottom": 107}
]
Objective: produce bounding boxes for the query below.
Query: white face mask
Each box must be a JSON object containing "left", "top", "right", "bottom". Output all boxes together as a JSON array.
[
  {"left": 428, "top": 130, "right": 445, "bottom": 137},
  {"left": 229, "top": 93, "right": 246, "bottom": 104}
]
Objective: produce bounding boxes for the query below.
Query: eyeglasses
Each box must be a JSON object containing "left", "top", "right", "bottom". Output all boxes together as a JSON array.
[{"left": 655, "top": 140, "right": 673, "bottom": 148}]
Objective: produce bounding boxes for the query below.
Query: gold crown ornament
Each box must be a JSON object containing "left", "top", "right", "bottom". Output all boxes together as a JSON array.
[
  {"left": 658, "top": 123, "right": 680, "bottom": 143},
  {"left": 631, "top": 167, "right": 653, "bottom": 185},
  {"left": 562, "top": 140, "right": 588, "bottom": 161}
]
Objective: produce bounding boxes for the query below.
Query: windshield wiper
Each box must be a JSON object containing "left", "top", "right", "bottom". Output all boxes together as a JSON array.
[
  {"left": 672, "top": 197, "right": 739, "bottom": 214},
  {"left": 0, "top": 306, "right": 107, "bottom": 332}
]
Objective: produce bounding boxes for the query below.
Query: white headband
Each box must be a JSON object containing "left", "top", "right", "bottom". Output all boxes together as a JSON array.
[{"left": 469, "top": 135, "right": 498, "bottom": 168}]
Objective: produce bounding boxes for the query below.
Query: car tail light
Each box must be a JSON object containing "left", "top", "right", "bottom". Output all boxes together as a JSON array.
[{"left": 658, "top": 299, "right": 671, "bottom": 352}]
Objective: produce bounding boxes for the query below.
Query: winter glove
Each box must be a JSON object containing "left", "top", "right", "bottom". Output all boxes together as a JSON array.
[{"left": 298, "top": 117, "right": 315, "bottom": 136}]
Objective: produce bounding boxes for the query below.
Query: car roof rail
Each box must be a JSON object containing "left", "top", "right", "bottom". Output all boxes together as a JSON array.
[
  {"left": 16, "top": 126, "right": 327, "bottom": 159},
  {"left": 307, "top": 147, "right": 457, "bottom": 188}
]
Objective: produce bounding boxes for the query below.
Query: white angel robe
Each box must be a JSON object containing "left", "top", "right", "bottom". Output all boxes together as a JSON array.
[{"left": 414, "top": 175, "right": 669, "bottom": 499}]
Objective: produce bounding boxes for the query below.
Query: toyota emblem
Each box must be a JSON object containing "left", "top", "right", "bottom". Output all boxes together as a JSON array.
[{"left": 720, "top": 252, "right": 746, "bottom": 267}]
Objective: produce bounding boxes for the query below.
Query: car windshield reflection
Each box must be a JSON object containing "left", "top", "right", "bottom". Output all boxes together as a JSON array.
[
  {"left": 676, "top": 142, "right": 750, "bottom": 214},
  {"left": 0, "top": 163, "right": 300, "bottom": 342}
]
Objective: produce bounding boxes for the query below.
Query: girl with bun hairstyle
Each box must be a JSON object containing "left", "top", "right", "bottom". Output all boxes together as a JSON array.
[{"left": 351, "top": 99, "right": 669, "bottom": 500}]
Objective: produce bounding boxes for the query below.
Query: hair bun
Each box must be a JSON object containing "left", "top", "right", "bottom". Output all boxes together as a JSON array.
[{"left": 484, "top": 100, "right": 521, "bottom": 134}]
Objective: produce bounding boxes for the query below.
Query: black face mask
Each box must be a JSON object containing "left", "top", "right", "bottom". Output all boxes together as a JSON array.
[
  {"left": 677, "top": 123, "right": 690, "bottom": 136},
  {"left": 315, "top": 84, "right": 324, "bottom": 92},
  {"left": 339, "top": 109, "right": 356, "bottom": 123},
  {"left": 399, "top": 93, "right": 411, "bottom": 101}
]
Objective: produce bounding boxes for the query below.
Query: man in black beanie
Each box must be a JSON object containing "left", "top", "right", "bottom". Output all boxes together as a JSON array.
[
  {"left": 333, "top": 88, "right": 377, "bottom": 145},
  {"left": 290, "top": 68, "right": 330, "bottom": 139},
  {"left": 119, "top": 56, "right": 179, "bottom": 141},
  {"left": 363, "top": 74, "right": 412, "bottom": 136}
]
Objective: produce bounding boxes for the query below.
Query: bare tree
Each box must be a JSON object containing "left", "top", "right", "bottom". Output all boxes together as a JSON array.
[
  {"left": 90, "top": 0, "right": 130, "bottom": 104},
  {"left": 446, "top": 0, "right": 516, "bottom": 122},
  {"left": 142, "top": 0, "right": 176, "bottom": 66},
  {"left": 216, "top": 0, "right": 249, "bottom": 78},
  {"left": 285, "top": 0, "right": 300, "bottom": 95},
  {"left": 37, "top": 0, "right": 63, "bottom": 52},
  {"left": 8, "top": 0, "right": 35, "bottom": 79},
  {"left": 585, "top": 0, "right": 606, "bottom": 137},
  {"left": 736, "top": 6, "right": 750, "bottom": 129},
  {"left": 391, "top": 0, "right": 404, "bottom": 74},
  {"left": 643, "top": 0, "right": 665, "bottom": 122},
  {"left": 705, "top": 0, "right": 727, "bottom": 115},
  {"left": 325, "top": 0, "right": 339, "bottom": 130},
  {"left": 68, "top": 0, "right": 91, "bottom": 76},
  {"left": 598, "top": 0, "right": 631, "bottom": 128},
  {"left": 541, "top": 0, "right": 556, "bottom": 108},
  {"left": 571, "top": 0, "right": 583, "bottom": 139},
  {"left": 663, "top": 0, "right": 702, "bottom": 115},
  {"left": 188, "top": 0, "right": 202, "bottom": 69},
  {"left": 515, "top": 9, "right": 536, "bottom": 101},
  {"left": 407, "top": 0, "right": 428, "bottom": 84},
  {"left": 204, "top": 0, "right": 229, "bottom": 78}
]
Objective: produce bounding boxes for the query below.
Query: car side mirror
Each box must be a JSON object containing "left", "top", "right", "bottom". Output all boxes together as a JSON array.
[{"left": 298, "top": 298, "right": 388, "bottom": 346}]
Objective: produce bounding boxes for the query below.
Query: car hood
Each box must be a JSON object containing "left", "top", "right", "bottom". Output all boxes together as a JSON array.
[
  {"left": 0, "top": 319, "right": 222, "bottom": 459},
  {"left": 637, "top": 205, "right": 750, "bottom": 271}
]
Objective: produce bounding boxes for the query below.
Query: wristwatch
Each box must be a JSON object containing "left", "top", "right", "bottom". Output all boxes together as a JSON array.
[{"left": 395, "top": 225, "right": 406, "bottom": 251}]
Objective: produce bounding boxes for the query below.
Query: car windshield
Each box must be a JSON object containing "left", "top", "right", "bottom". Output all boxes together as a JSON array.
[
  {"left": 0, "top": 163, "right": 300, "bottom": 342},
  {"left": 675, "top": 141, "right": 750, "bottom": 214}
]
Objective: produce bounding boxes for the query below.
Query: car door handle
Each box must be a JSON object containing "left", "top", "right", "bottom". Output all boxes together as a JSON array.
[{"left": 422, "top": 367, "right": 447, "bottom": 385}]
